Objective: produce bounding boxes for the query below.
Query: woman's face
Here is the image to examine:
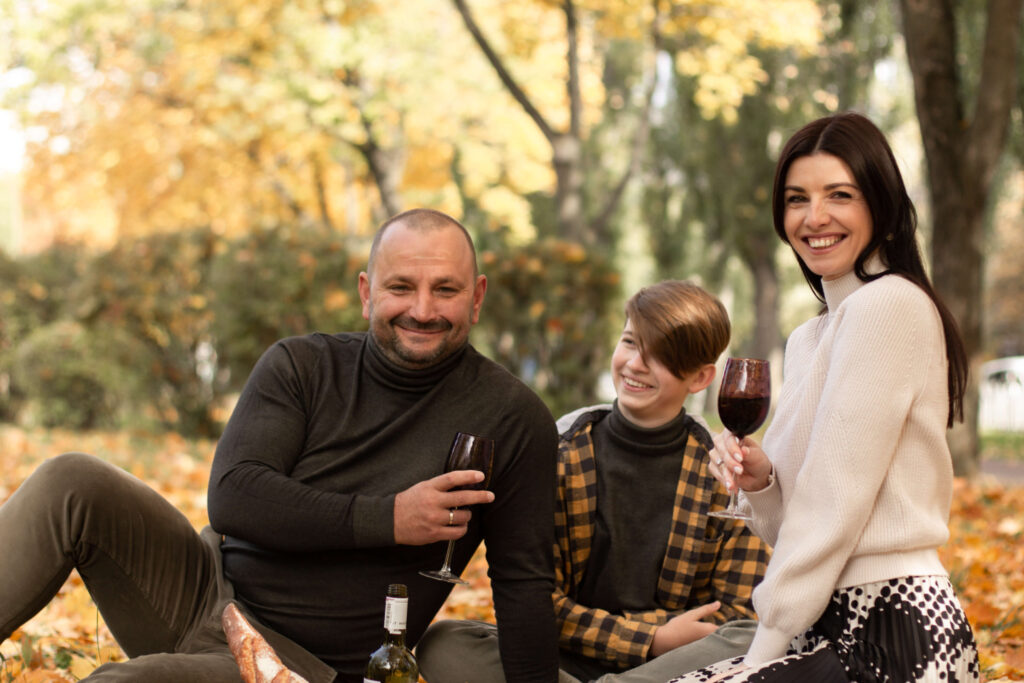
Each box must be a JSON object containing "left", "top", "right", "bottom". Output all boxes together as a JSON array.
[
  {"left": 611, "top": 319, "right": 692, "bottom": 428},
  {"left": 783, "top": 152, "right": 874, "bottom": 281}
]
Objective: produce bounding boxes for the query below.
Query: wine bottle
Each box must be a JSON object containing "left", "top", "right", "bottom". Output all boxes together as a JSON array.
[{"left": 364, "top": 584, "right": 419, "bottom": 683}]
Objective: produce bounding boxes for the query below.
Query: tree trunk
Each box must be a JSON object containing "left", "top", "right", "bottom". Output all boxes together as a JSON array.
[
  {"left": 746, "top": 249, "right": 780, "bottom": 361},
  {"left": 553, "top": 133, "right": 587, "bottom": 243},
  {"left": 356, "top": 133, "right": 405, "bottom": 219},
  {"left": 899, "top": 0, "right": 1023, "bottom": 475}
]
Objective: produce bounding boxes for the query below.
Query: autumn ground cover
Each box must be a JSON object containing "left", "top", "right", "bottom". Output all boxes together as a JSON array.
[{"left": 1, "top": 425, "right": 1022, "bottom": 682}]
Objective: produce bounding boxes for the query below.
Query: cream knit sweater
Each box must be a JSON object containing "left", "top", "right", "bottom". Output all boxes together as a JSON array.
[{"left": 741, "top": 261, "right": 953, "bottom": 666}]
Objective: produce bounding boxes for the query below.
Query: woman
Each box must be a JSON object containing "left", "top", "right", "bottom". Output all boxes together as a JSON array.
[{"left": 669, "top": 112, "right": 979, "bottom": 683}]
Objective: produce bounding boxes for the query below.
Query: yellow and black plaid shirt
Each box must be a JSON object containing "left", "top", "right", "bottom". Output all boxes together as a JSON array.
[{"left": 553, "top": 410, "right": 770, "bottom": 669}]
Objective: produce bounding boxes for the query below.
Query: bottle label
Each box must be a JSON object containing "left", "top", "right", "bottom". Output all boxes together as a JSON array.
[{"left": 383, "top": 596, "right": 408, "bottom": 634}]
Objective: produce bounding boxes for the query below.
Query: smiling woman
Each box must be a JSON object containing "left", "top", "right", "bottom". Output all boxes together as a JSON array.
[
  {"left": 781, "top": 153, "right": 874, "bottom": 282},
  {"left": 669, "top": 112, "right": 977, "bottom": 683}
]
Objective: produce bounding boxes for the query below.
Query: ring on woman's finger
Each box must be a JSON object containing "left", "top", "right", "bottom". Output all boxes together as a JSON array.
[
  {"left": 713, "top": 458, "right": 724, "bottom": 467},
  {"left": 447, "top": 509, "right": 455, "bottom": 526}
]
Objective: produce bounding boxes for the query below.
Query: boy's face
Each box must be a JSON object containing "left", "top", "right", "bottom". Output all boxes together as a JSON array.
[{"left": 611, "top": 319, "right": 702, "bottom": 428}]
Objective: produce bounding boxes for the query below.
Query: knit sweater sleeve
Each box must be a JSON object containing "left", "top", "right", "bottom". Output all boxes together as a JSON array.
[
  {"left": 208, "top": 337, "right": 387, "bottom": 551},
  {"left": 745, "top": 277, "right": 946, "bottom": 665}
]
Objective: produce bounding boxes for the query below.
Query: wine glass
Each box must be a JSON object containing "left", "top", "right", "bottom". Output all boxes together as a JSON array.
[
  {"left": 709, "top": 358, "right": 770, "bottom": 520},
  {"left": 420, "top": 432, "right": 495, "bottom": 584}
]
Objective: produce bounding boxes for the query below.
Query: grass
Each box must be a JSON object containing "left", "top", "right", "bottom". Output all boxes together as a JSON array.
[{"left": 982, "top": 431, "right": 1024, "bottom": 462}]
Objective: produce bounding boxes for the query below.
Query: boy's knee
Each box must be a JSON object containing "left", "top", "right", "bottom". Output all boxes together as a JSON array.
[
  {"left": 417, "top": 619, "right": 461, "bottom": 661},
  {"left": 417, "top": 620, "right": 499, "bottom": 682}
]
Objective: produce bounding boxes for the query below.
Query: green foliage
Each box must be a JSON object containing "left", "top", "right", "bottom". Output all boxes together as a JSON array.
[
  {"left": 476, "top": 239, "right": 621, "bottom": 418},
  {"left": 2, "top": 232, "right": 619, "bottom": 436},
  {"left": 210, "top": 225, "right": 368, "bottom": 390},
  {"left": 0, "top": 244, "right": 88, "bottom": 421},
  {"left": 9, "top": 321, "right": 156, "bottom": 430},
  {"left": 982, "top": 431, "right": 1024, "bottom": 462},
  {"left": 0, "top": 244, "right": 85, "bottom": 349},
  {"left": 74, "top": 229, "right": 222, "bottom": 436}
]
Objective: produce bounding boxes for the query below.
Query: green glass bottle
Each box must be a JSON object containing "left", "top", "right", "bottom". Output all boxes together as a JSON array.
[{"left": 364, "top": 583, "right": 419, "bottom": 683}]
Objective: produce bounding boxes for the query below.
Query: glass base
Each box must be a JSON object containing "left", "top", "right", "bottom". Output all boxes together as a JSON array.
[
  {"left": 419, "top": 569, "right": 469, "bottom": 585},
  {"left": 708, "top": 508, "right": 752, "bottom": 520}
]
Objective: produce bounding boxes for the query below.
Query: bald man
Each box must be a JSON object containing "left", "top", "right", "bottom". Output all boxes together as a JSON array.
[{"left": 0, "top": 209, "right": 560, "bottom": 683}]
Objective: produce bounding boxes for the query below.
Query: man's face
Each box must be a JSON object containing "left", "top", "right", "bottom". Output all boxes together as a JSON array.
[{"left": 358, "top": 221, "right": 486, "bottom": 369}]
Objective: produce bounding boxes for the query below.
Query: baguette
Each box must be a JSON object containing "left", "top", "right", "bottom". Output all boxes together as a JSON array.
[{"left": 222, "top": 602, "right": 310, "bottom": 683}]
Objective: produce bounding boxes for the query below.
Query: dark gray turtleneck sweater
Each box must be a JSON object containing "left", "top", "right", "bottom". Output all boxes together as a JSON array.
[
  {"left": 577, "top": 402, "right": 691, "bottom": 611},
  {"left": 209, "top": 332, "right": 559, "bottom": 682}
]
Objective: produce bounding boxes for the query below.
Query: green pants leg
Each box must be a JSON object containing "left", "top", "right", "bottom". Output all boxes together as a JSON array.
[
  {"left": 417, "top": 618, "right": 756, "bottom": 683},
  {"left": 0, "top": 452, "right": 239, "bottom": 681}
]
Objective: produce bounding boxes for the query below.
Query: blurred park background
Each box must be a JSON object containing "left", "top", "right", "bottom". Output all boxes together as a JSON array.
[
  {"left": 1, "top": 0, "right": 1024, "bottom": 679},
  {"left": 1, "top": 0, "right": 1023, "bottom": 471}
]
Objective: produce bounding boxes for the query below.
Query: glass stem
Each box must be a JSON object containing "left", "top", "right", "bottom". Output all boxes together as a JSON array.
[{"left": 440, "top": 540, "right": 456, "bottom": 573}]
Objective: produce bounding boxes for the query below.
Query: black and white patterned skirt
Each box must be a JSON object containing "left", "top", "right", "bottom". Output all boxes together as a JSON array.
[{"left": 667, "top": 575, "right": 979, "bottom": 683}]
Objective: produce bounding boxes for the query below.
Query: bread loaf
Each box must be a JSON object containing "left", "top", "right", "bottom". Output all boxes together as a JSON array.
[{"left": 222, "top": 602, "right": 310, "bottom": 683}]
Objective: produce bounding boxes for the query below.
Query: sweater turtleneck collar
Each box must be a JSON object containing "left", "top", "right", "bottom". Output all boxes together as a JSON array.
[
  {"left": 364, "top": 331, "right": 468, "bottom": 393},
  {"left": 822, "top": 252, "right": 887, "bottom": 312},
  {"left": 605, "top": 400, "right": 691, "bottom": 455}
]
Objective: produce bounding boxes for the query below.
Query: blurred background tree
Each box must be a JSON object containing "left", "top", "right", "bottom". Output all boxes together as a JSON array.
[
  {"left": 0, "top": 0, "right": 1021, "bottom": 474},
  {"left": 899, "top": 0, "right": 1023, "bottom": 474}
]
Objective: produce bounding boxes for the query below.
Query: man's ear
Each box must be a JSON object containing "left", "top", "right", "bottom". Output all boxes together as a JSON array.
[
  {"left": 687, "top": 364, "right": 717, "bottom": 395},
  {"left": 470, "top": 274, "right": 487, "bottom": 324},
  {"left": 358, "top": 272, "right": 371, "bottom": 321}
]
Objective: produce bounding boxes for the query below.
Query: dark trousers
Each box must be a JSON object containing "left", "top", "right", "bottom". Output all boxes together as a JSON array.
[{"left": 0, "top": 452, "right": 335, "bottom": 682}]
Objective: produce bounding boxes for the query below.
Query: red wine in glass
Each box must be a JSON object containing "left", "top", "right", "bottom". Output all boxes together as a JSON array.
[
  {"left": 420, "top": 432, "right": 494, "bottom": 584},
  {"left": 710, "top": 358, "right": 770, "bottom": 520}
]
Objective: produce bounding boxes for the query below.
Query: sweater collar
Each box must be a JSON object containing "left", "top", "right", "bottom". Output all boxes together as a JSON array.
[
  {"left": 364, "top": 331, "right": 467, "bottom": 392},
  {"left": 822, "top": 252, "right": 887, "bottom": 311},
  {"left": 604, "top": 400, "right": 692, "bottom": 454}
]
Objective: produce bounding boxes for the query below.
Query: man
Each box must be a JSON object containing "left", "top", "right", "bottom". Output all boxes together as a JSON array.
[{"left": 0, "top": 208, "right": 560, "bottom": 682}]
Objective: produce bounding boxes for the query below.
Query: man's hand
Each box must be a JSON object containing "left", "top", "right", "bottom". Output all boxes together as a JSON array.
[
  {"left": 649, "top": 601, "right": 721, "bottom": 657},
  {"left": 394, "top": 470, "right": 494, "bottom": 545}
]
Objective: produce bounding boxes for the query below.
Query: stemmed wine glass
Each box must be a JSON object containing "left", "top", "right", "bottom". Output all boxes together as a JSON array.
[
  {"left": 420, "top": 432, "right": 495, "bottom": 584},
  {"left": 709, "top": 358, "right": 770, "bottom": 520}
]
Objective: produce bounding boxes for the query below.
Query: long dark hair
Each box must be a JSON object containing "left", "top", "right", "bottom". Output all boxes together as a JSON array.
[{"left": 771, "top": 112, "right": 967, "bottom": 426}]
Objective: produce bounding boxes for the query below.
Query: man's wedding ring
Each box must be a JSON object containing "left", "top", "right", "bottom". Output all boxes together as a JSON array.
[{"left": 448, "top": 509, "right": 455, "bottom": 526}]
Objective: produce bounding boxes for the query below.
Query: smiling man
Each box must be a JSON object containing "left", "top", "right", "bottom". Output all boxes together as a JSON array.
[
  {"left": 0, "top": 208, "right": 560, "bottom": 683},
  {"left": 359, "top": 210, "right": 486, "bottom": 370}
]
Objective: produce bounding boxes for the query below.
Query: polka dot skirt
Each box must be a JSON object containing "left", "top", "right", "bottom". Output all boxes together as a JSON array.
[{"left": 667, "top": 575, "right": 979, "bottom": 683}]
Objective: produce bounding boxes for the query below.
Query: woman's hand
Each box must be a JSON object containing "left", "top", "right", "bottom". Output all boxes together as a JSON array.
[{"left": 709, "top": 430, "right": 772, "bottom": 496}]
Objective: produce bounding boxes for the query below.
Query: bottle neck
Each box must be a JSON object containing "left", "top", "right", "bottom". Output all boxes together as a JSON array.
[{"left": 382, "top": 595, "right": 409, "bottom": 647}]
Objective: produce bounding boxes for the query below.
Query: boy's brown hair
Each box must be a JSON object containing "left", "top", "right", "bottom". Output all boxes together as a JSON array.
[{"left": 625, "top": 280, "right": 730, "bottom": 378}]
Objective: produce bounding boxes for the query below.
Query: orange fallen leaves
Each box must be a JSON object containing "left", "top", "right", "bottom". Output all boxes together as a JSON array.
[
  {"left": 940, "top": 478, "right": 1024, "bottom": 682},
  {"left": 1, "top": 426, "right": 1022, "bottom": 681}
]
